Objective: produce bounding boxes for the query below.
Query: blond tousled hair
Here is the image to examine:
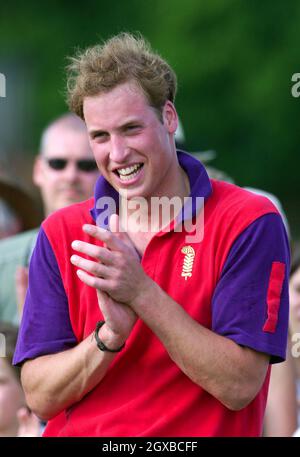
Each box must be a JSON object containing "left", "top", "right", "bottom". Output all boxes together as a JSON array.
[{"left": 66, "top": 32, "right": 177, "bottom": 120}]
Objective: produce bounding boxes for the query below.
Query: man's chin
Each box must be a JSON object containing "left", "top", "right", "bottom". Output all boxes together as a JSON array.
[
  {"left": 66, "top": 196, "right": 86, "bottom": 204},
  {"left": 55, "top": 195, "right": 86, "bottom": 210}
]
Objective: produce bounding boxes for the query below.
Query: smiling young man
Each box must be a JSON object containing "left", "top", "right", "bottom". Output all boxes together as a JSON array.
[{"left": 14, "top": 33, "right": 290, "bottom": 437}]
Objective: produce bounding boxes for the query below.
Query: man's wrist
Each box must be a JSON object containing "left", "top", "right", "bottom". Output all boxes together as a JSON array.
[
  {"left": 96, "top": 321, "right": 126, "bottom": 352},
  {"left": 129, "top": 274, "right": 154, "bottom": 311}
]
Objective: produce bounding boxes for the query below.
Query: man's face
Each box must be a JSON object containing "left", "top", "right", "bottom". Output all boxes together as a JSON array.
[
  {"left": 33, "top": 125, "right": 99, "bottom": 215},
  {"left": 83, "top": 81, "right": 178, "bottom": 202}
]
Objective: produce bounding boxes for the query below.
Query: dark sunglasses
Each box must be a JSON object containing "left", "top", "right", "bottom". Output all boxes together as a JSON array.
[{"left": 45, "top": 158, "right": 98, "bottom": 172}]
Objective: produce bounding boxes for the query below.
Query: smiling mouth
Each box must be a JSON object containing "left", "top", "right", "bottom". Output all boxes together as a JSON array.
[{"left": 114, "top": 163, "right": 144, "bottom": 181}]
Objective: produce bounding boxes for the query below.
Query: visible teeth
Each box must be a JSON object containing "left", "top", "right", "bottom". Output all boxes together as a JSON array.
[
  {"left": 117, "top": 164, "right": 141, "bottom": 176},
  {"left": 115, "top": 164, "right": 143, "bottom": 181},
  {"left": 119, "top": 167, "right": 142, "bottom": 181}
]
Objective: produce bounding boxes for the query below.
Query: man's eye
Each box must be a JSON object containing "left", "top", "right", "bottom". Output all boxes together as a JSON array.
[
  {"left": 93, "top": 132, "right": 107, "bottom": 140},
  {"left": 127, "top": 125, "right": 140, "bottom": 132}
]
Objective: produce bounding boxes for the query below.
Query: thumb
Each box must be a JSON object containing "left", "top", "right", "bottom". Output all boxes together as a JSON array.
[{"left": 109, "top": 213, "right": 121, "bottom": 234}]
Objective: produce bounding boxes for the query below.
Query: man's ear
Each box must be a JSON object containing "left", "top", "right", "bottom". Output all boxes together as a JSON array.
[
  {"left": 162, "top": 101, "right": 178, "bottom": 134},
  {"left": 32, "top": 156, "right": 44, "bottom": 187}
]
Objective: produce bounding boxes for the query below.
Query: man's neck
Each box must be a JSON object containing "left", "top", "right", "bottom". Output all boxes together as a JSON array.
[{"left": 119, "top": 165, "right": 190, "bottom": 235}]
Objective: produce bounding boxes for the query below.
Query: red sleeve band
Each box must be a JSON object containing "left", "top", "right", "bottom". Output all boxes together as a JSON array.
[{"left": 263, "top": 261, "right": 286, "bottom": 333}]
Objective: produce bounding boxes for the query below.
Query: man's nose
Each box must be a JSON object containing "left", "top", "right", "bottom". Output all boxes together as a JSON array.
[
  {"left": 109, "top": 135, "right": 129, "bottom": 163},
  {"left": 63, "top": 161, "right": 80, "bottom": 181}
]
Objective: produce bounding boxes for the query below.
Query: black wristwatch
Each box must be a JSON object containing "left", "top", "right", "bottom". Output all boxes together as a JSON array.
[{"left": 94, "top": 321, "right": 126, "bottom": 353}]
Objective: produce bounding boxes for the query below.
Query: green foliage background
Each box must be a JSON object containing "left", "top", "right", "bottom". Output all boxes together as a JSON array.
[{"left": 1, "top": 0, "right": 299, "bottom": 235}]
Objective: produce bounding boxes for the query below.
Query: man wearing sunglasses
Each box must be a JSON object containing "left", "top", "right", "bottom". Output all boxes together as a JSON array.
[
  {"left": 33, "top": 113, "right": 99, "bottom": 217},
  {"left": 0, "top": 113, "right": 99, "bottom": 325}
]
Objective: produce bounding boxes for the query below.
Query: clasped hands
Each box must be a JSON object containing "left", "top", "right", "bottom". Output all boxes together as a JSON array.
[{"left": 70, "top": 214, "right": 150, "bottom": 343}]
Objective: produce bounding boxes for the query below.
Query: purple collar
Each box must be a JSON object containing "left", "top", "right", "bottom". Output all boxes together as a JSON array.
[{"left": 90, "top": 150, "right": 212, "bottom": 227}]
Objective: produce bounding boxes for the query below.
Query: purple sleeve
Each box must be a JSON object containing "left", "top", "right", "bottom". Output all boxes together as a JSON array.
[
  {"left": 13, "top": 227, "right": 77, "bottom": 365},
  {"left": 211, "top": 213, "right": 290, "bottom": 363}
]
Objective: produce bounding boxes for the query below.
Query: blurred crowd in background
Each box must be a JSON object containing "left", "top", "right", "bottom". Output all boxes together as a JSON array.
[{"left": 1, "top": 0, "right": 300, "bottom": 438}]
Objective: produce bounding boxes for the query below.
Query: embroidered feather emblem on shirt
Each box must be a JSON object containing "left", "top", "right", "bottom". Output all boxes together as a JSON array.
[{"left": 181, "top": 246, "right": 195, "bottom": 280}]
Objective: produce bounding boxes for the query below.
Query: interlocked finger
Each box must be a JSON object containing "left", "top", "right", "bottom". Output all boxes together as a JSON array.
[
  {"left": 71, "top": 240, "right": 114, "bottom": 264},
  {"left": 82, "top": 224, "right": 127, "bottom": 252},
  {"left": 76, "top": 269, "right": 110, "bottom": 292},
  {"left": 70, "top": 255, "right": 112, "bottom": 278}
]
